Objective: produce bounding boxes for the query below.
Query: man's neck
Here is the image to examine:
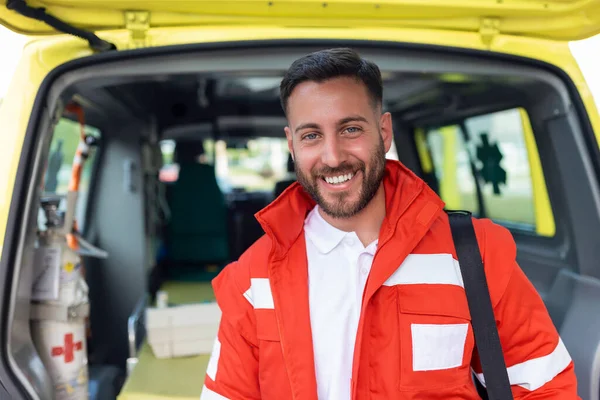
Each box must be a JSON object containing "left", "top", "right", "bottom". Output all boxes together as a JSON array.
[{"left": 318, "top": 185, "right": 386, "bottom": 247}]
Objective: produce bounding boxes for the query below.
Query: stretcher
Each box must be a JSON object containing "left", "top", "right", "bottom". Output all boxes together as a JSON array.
[{"left": 118, "top": 281, "right": 215, "bottom": 400}]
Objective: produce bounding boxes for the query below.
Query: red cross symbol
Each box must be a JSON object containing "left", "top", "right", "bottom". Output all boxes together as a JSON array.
[{"left": 51, "top": 333, "right": 82, "bottom": 363}]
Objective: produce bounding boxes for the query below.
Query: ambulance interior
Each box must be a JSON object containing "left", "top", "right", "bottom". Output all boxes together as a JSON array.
[{"left": 7, "top": 44, "right": 600, "bottom": 400}]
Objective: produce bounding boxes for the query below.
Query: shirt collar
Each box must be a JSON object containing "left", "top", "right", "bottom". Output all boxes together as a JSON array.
[
  {"left": 304, "top": 206, "right": 350, "bottom": 254},
  {"left": 304, "top": 206, "right": 379, "bottom": 255}
]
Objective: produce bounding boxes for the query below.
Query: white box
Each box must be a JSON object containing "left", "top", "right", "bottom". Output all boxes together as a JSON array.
[
  {"left": 172, "top": 338, "right": 215, "bottom": 357},
  {"left": 149, "top": 341, "right": 172, "bottom": 359},
  {"left": 145, "top": 302, "right": 221, "bottom": 359}
]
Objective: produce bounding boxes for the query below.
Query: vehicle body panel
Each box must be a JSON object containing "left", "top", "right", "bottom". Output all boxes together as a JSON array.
[{"left": 1, "top": 0, "right": 599, "bottom": 40}]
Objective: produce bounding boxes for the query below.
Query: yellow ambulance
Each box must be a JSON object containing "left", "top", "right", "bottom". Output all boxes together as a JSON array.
[{"left": 0, "top": 1, "right": 599, "bottom": 399}]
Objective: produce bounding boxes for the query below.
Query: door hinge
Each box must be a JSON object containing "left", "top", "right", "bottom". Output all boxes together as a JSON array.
[
  {"left": 479, "top": 17, "right": 500, "bottom": 49},
  {"left": 125, "top": 11, "right": 150, "bottom": 49}
]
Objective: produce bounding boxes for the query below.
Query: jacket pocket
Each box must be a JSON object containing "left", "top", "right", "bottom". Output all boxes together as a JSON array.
[
  {"left": 254, "top": 308, "right": 289, "bottom": 396},
  {"left": 255, "top": 309, "right": 281, "bottom": 342},
  {"left": 397, "top": 285, "right": 474, "bottom": 391}
]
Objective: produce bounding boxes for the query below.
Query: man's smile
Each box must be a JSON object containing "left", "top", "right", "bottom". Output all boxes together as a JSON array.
[{"left": 319, "top": 170, "right": 361, "bottom": 192}]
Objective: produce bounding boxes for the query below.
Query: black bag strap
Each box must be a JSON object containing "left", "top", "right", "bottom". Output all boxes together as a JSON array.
[{"left": 447, "top": 211, "right": 513, "bottom": 400}]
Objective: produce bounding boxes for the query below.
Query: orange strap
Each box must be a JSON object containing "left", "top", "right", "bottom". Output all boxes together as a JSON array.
[
  {"left": 64, "top": 103, "right": 90, "bottom": 251},
  {"left": 65, "top": 103, "right": 88, "bottom": 193}
]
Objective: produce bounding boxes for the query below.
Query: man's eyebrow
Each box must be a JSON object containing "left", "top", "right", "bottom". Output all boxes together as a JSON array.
[
  {"left": 294, "top": 122, "right": 320, "bottom": 134},
  {"left": 338, "top": 116, "right": 368, "bottom": 126},
  {"left": 294, "top": 116, "right": 368, "bottom": 134}
]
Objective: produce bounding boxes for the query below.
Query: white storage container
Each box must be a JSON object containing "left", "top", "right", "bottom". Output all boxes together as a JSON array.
[{"left": 146, "top": 302, "right": 221, "bottom": 359}]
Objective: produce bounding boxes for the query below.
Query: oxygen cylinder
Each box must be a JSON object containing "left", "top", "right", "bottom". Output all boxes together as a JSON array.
[{"left": 31, "top": 197, "right": 89, "bottom": 400}]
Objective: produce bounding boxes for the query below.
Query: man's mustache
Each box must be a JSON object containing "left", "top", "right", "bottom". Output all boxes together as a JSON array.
[{"left": 312, "top": 162, "right": 365, "bottom": 177}]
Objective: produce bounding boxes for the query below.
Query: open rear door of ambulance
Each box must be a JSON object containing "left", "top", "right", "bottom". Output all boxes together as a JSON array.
[{"left": 1, "top": 0, "right": 600, "bottom": 42}]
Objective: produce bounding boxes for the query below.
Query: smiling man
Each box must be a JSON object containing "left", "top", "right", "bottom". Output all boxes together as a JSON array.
[{"left": 201, "top": 48, "right": 578, "bottom": 400}]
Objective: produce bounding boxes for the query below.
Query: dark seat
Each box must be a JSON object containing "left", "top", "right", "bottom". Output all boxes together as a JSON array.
[
  {"left": 88, "top": 365, "right": 123, "bottom": 400},
  {"left": 165, "top": 141, "right": 229, "bottom": 269}
]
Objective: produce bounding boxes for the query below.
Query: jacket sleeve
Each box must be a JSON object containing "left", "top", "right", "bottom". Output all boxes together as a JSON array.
[
  {"left": 201, "top": 261, "right": 261, "bottom": 400},
  {"left": 471, "top": 219, "right": 579, "bottom": 399}
]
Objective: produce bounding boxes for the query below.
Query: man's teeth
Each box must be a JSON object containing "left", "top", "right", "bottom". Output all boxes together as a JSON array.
[{"left": 324, "top": 173, "right": 354, "bottom": 185}]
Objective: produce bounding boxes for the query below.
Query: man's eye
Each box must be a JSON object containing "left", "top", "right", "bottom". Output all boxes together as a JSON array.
[
  {"left": 303, "top": 133, "right": 318, "bottom": 140},
  {"left": 345, "top": 127, "right": 361, "bottom": 134}
]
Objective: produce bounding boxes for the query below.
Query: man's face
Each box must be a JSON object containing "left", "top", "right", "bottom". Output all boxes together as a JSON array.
[{"left": 284, "top": 77, "right": 393, "bottom": 218}]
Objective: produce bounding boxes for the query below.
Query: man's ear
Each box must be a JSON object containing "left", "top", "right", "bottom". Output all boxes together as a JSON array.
[
  {"left": 380, "top": 112, "right": 394, "bottom": 153},
  {"left": 284, "top": 126, "right": 294, "bottom": 161}
]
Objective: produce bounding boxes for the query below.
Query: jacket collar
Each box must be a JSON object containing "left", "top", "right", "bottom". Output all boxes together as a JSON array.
[{"left": 255, "top": 159, "right": 444, "bottom": 257}]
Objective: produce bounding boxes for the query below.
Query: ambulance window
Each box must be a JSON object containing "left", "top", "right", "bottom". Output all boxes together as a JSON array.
[
  {"left": 44, "top": 118, "right": 101, "bottom": 231},
  {"left": 216, "top": 137, "right": 290, "bottom": 193},
  {"left": 158, "top": 138, "right": 215, "bottom": 183},
  {"left": 425, "top": 124, "right": 479, "bottom": 212},
  {"left": 421, "top": 108, "right": 555, "bottom": 237}
]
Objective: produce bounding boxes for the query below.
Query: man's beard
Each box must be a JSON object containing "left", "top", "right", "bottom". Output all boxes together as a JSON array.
[{"left": 295, "top": 138, "right": 386, "bottom": 219}]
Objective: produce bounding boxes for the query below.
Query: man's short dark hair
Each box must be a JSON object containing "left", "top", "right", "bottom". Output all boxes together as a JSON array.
[{"left": 279, "top": 48, "right": 383, "bottom": 115}]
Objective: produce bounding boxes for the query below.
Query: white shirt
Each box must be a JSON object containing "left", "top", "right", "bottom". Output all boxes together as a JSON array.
[{"left": 304, "top": 206, "right": 378, "bottom": 400}]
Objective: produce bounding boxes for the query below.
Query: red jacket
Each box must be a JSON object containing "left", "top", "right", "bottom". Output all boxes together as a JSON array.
[{"left": 201, "top": 160, "right": 578, "bottom": 399}]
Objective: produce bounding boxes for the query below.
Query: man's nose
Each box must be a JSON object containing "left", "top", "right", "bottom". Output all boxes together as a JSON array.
[{"left": 320, "top": 134, "right": 345, "bottom": 167}]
